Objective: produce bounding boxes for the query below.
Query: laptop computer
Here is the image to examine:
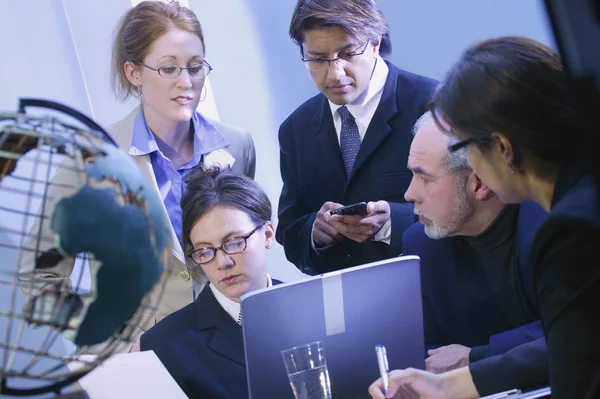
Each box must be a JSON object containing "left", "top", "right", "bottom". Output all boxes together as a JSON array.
[{"left": 241, "top": 256, "right": 424, "bottom": 399}]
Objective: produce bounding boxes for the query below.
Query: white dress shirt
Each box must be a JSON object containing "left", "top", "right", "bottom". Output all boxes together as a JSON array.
[
  {"left": 311, "top": 56, "right": 392, "bottom": 249},
  {"left": 209, "top": 274, "right": 273, "bottom": 325},
  {"left": 328, "top": 55, "right": 389, "bottom": 142}
]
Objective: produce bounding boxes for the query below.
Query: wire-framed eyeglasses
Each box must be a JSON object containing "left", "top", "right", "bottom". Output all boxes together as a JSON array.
[
  {"left": 138, "top": 60, "right": 213, "bottom": 79},
  {"left": 302, "top": 41, "right": 369, "bottom": 72},
  {"left": 187, "top": 223, "right": 265, "bottom": 265}
]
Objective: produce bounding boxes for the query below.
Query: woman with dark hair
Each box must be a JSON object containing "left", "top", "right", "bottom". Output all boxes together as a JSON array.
[
  {"left": 140, "top": 168, "right": 280, "bottom": 399},
  {"left": 369, "top": 36, "right": 599, "bottom": 399}
]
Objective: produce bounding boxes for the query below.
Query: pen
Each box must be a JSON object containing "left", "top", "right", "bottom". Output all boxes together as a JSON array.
[
  {"left": 479, "top": 388, "right": 522, "bottom": 399},
  {"left": 375, "top": 345, "right": 389, "bottom": 393}
]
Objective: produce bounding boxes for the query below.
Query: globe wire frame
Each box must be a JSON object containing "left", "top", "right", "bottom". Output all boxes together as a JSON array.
[{"left": 0, "top": 99, "right": 170, "bottom": 396}]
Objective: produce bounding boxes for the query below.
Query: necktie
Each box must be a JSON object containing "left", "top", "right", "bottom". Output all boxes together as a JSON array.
[
  {"left": 237, "top": 311, "right": 242, "bottom": 326},
  {"left": 338, "top": 106, "right": 361, "bottom": 177}
]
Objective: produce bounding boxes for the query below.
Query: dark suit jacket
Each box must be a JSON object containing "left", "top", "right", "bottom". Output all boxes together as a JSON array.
[
  {"left": 529, "top": 162, "right": 600, "bottom": 399},
  {"left": 276, "top": 60, "right": 437, "bottom": 274},
  {"left": 140, "top": 280, "right": 282, "bottom": 399},
  {"left": 402, "top": 202, "right": 549, "bottom": 395}
]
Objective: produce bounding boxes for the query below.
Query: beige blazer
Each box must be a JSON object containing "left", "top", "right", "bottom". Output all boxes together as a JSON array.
[{"left": 19, "top": 106, "right": 256, "bottom": 343}]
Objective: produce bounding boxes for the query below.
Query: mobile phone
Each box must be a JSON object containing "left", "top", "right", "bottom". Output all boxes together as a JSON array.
[{"left": 329, "top": 202, "right": 368, "bottom": 216}]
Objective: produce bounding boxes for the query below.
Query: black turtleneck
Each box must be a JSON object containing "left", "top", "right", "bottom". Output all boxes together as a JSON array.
[
  {"left": 458, "top": 204, "right": 534, "bottom": 361},
  {"left": 464, "top": 205, "right": 528, "bottom": 331},
  {"left": 404, "top": 201, "right": 545, "bottom": 357}
]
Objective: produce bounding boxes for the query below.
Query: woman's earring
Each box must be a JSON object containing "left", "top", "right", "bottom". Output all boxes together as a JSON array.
[
  {"left": 137, "top": 85, "right": 144, "bottom": 103},
  {"left": 509, "top": 167, "right": 515, "bottom": 175},
  {"left": 199, "top": 85, "right": 207, "bottom": 102}
]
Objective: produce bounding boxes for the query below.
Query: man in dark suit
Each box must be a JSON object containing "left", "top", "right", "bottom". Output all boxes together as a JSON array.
[
  {"left": 276, "top": 0, "right": 437, "bottom": 275},
  {"left": 401, "top": 112, "right": 549, "bottom": 395}
]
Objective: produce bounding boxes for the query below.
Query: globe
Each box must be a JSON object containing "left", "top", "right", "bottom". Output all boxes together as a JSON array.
[{"left": 0, "top": 99, "right": 172, "bottom": 396}]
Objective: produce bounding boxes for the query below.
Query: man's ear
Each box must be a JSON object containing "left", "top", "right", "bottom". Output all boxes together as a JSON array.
[
  {"left": 124, "top": 61, "right": 142, "bottom": 87},
  {"left": 468, "top": 172, "right": 495, "bottom": 201},
  {"left": 371, "top": 35, "right": 381, "bottom": 57}
]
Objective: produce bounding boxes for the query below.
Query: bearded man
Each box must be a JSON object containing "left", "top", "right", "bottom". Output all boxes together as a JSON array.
[{"left": 401, "top": 112, "right": 549, "bottom": 394}]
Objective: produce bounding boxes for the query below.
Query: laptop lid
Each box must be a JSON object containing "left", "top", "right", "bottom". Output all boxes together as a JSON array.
[{"left": 241, "top": 256, "right": 424, "bottom": 399}]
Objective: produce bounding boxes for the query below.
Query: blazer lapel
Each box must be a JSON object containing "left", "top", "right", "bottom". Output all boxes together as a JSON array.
[
  {"left": 107, "top": 106, "right": 186, "bottom": 264},
  {"left": 313, "top": 97, "right": 347, "bottom": 183},
  {"left": 134, "top": 155, "right": 186, "bottom": 264},
  {"left": 348, "top": 65, "right": 400, "bottom": 182},
  {"left": 196, "top": 288, "right": 245, "bottom": 366}
]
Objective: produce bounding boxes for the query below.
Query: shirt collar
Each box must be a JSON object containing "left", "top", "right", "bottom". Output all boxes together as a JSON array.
[
  {"left": 329, "top": 55, "right": 389, "bottom": 125},
  {"left": 209, "top": 274, "right": 272, "bottom": 324},
  {"left": 128, "top": 108, "right": 158, "bottom": 156},
  {"left": 128, "top": 108, "right": 230, "bottom": 157}
]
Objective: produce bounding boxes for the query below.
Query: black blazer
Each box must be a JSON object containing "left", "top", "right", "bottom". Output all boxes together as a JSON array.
[
  {"left": 276, "top": 60, "right": 437, "bottom": 275},
  {"left": 140, "top": 280, "right": 282, "bottom": 399},
  {"left": 529, "top": 162, "right": 600, "bottom": 399}
]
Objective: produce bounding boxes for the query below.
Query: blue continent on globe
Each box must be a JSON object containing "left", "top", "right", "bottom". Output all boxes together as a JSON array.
[{"left": 50, "top": 143, "right": 170, "bottom": 346}]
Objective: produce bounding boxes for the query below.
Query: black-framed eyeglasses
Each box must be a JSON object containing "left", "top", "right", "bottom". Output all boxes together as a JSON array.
[
  {"left": 448, "top": 136, "right": 492, "bottom": 153},
  {"left": 302, "top": 41, "right": 369, "bottom": 72},
  {"left": 448, "top": 137, "right": 477, "bottom": 153},
  {"left": 138, "top": 60, "right": 213, "bottom": 79},
  {"left": 187, "top": 223, "right": 265, "bottom": 265}
]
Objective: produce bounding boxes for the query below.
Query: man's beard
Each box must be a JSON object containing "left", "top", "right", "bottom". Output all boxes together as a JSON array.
[{"left": 418, "top": 179, "right": 473, "bottom": 239}]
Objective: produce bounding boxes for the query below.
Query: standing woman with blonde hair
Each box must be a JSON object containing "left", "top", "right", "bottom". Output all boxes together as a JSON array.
[
  {"left": 19, "top": 0, "right": 256, "bottom": 349},
  {"left": 108, "top": 0, "right": 255, "bottom": 332}
]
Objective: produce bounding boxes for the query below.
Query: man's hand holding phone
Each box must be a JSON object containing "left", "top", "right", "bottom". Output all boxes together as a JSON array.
[
  {"left": 312, "top": 201, "right": 345, "bottom": 247},
  {"left": 326, "top": 201, "right": 391, "bottom": 243}
]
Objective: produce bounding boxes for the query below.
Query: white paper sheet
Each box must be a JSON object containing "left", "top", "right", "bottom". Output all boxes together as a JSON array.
[{"left": 66, "top": 351, "right": 188, "bottom": 399}]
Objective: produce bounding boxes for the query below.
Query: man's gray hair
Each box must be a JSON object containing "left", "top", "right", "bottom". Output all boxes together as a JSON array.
[{"left": 412, "top": 111, "right": 470, "bottom": 175}]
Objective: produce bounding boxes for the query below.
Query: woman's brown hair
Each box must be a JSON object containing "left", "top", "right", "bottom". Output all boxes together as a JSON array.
[
  {"left": 111, "top": 0, "right": 205, "bottom": 100},
  {"left": 430, "top": 36, "right": 585, "bottom": 172}
]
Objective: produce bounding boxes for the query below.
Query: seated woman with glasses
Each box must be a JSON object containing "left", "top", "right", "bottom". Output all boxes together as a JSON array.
[{"left": 140, "top": 167, "right": 281, "bottom": 399}]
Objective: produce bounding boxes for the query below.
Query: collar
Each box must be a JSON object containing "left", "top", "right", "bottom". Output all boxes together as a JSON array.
[
  {"left": 328, "top": 55, "right": 389, "bottom": 126},
  {"left": 551, "top": 161, "right": 587, "bottom": 207},
  {"left": 128, "top": 108, "right": 229, "bottom": 157},
  {"left": 464, "top": 204, "right": 520, "bottom": 252},
  {"left": 208, "top": 274, "right": 272, "bottom": 324}
]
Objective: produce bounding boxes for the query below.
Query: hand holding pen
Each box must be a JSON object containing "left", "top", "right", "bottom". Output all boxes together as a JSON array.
[{"left": 368, "top": 365, "right": 478, "bottom": 399}]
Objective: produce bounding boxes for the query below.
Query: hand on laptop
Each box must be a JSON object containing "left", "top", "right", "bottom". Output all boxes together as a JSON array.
[
  {"left": 426, "top": 344, "right": 471, "bottom": 374},
  {"left": 326, "top": 201, "right": 390, "bottom": 243}
]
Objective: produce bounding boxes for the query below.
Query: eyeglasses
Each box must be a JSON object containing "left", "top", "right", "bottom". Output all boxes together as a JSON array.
[
  {"left": 138, "top": 60, "right": 213, "bottom": 79},
  {"left": 302, "top": 41, "right": 369, "bottom": 72},
  {"left": 188, "top": 223, "right": 264, "bottom": 265},
  {"left": 448, "top": 136, "right": 492, "bottom": 153}
]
